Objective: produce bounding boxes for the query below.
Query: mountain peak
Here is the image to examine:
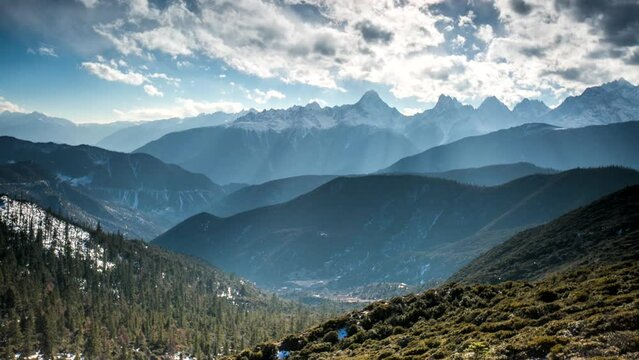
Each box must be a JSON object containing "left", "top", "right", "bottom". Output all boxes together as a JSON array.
[
  {"left": 513, "top": 98, "right": 549, "bottom": 117},
  {"left": 478, "top": 96, "right": 510, "bottom": 112},
  {"left": 602, "top": 78, "right": 635, "bottom": 90},
  {"left": 356, "top": 90, "right": 387, "bottom": 107},
  {"left": 434, "top": 94, "right": 463, "bottom": 111}
]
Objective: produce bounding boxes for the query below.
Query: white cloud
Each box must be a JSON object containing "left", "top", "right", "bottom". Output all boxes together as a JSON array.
[
  {"left": 308, "top": 98, "right": 328, "bottom": 107},
  {"left": 114, "top": 98, "right": 244, "bottom": 121},
  {"left": 143, "top": 84, "right": 163, "bottom": 97},
  {"left": 248, "top": 89, "right": 286, "bottom": 104},
  {"left": 400, "top": 107, "right": 423, "bottom": 116},
  {"left": 476, "top": 25, "right": 495, "bottom": 44},
  {"left": 90, "top": 0, "right": 639, "bottom": 107},
  {"left": 0, "top": 97, "right": 25, "bottom": 113},
  {"left": 82, "top": 61, "right": 147, "bottom": 85},
  {"left": 28, "top": 46, "right": 58, "bottom": 57}
]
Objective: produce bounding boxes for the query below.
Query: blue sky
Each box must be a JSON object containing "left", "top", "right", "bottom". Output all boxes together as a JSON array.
[{"left": 0, "top": 0, "right": 637, "bottom": 123}]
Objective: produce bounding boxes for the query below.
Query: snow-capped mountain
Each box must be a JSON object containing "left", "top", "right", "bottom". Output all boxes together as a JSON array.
[
  {"left": 228, "top": 90, "right": 406, "bottom": 132},
  {"left": 0, "top": 195, "right": 114, "bottom": 270},
  {"left": 543, "top": 79, "right": 639, "bottom": 127}
]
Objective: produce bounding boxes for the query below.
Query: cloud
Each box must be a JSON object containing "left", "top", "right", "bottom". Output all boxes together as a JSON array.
[
  {"left": 555, "top": 0, "right": 639, "bottom": 47},
  {"left": 143, "top": 84, "right": 163, "bottom": 97},
  {"left": 114, "top": 98, "right": 244, "bottom": 121},
  {"left": 6, "top": 0, "right": 639, "bottom": 109},
  {"left": 510, "top": 0, "right": 533, "bottom": 15},
  {"left": 28, "top": 46, "right": 58, "bottom": 57},
  {"left": 0, "top": 97, "right": 25, "bottom": 113},
  {"left": 355, "top": 20, "right": 393, "bottom": 44},
  {"left": 400, "top": 107, "right": 423, "bottom": 116},
  {"left": 82, "top": 61, "right": 147, "bottom": 85},
  {"left": 248, "top": 89, "right": 286, "bottom": 104}
]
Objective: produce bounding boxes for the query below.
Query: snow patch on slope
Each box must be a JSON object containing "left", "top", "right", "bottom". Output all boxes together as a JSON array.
[{"left": 0, "top": 195, "right": 114, "bottom": 271}]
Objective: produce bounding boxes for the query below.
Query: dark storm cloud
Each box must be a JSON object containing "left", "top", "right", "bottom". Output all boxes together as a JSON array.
[
  {"left": 355, "top": 21, "right": 394, "bottom": 44},
  {"left": 555, "top": 0, "right": 639, "bottom": 47},
  {"left": 510, "top": 0, "right": 533, "bottom": 15}
]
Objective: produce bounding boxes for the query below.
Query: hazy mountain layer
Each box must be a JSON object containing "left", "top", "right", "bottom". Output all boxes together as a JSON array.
[
  {"left": 153, "top": 167, "right": 639, "bottom": 291},
  {"left": 96, "top": 111, "right": 247, "bottom": 152},
  {"left": 384, "top": 121, "right": 639, "bottom": 174},
  {"left": 211, "top": 175, "right": 338, "bottom": 217},
  {"left": 0, "top": 136, "right": 226, "bottom": 239},
  {"left": 137, "top": 125, "right": 418, "bottom": 184},
  {"left": 451, "top": 185, "right": 639, "bottom": 284}
]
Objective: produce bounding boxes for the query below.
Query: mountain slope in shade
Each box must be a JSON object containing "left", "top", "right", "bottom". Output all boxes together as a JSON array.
[
  {"left": 96, "top": 111, "right": 247, "bottom": 152},
  {"left": 543, "top": 79, "right": 639, "bottom": 127},
  {"left": 0, "top": 111, "right": 132, "bottom": 145},
  {"left": 227, "top": 186, "right": 639, "bottom": 360},
  {"left": 137, "top": 125, "right": 418, "bottom": 184},
  {"left": 211, "top": 175, "right": 338, "bottom": 217},
  {"left": 418, "top": 162, "right": 557, "bottom": 186},
  {"left": 153, "top": 167, "right": 639, "bottom": 291},
  {"left": 0, "top": 196, "right": 327, "bottom": 359},
  {"left": 383, "top": 121, "right": 639, "bottom": 174},
  {"left": 0, "top": 161, "right": 162, "bottom": 239},
  {"left": 0, "top": 136, "right": 226, "bottom": 239},
  {"left": 450, "top": 185, "right": 639, "bottom": 284}
]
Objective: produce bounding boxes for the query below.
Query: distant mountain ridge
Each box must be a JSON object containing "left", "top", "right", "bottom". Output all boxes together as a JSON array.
[
  {"left": 383, "top": 121, "right": 639, "bottom": 174},
  {"left": 0, "top": 136, "right": 226, "bottom": 239},
  {"left": 153, "top": 167, "right": 639, "bottom": 293},
  {"left": 137, "top": 124, "right": 418, "bottom": 184}
]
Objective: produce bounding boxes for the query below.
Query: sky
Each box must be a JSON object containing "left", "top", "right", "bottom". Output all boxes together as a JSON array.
[{"left": 0, "top": 0, "right": 638, "bottom": 123}]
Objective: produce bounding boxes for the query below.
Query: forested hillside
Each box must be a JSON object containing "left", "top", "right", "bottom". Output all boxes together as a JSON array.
[{"left": 0, "top": 196, "right": 329, "bottom": 359}]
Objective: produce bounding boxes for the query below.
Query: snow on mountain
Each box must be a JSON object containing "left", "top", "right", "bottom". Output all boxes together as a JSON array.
[
  {"left": 228, "top": 90, "right": 405, "bottom": 132},
  {"left": 0, "top": 195, "right": 114, "bottom": 271},
  {"left": 543, "top": 79, "right": 639, "bottom": 127}
]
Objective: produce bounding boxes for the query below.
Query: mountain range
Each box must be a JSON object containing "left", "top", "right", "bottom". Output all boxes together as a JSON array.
[
  {"left": 383, "top": 121, "right": 639, "bottom": 174},
  {"left": 153, "top": 167, "right": 639, "bottom": 294},
  {"left": 0, "top": 136, "right": 227, "bottom": 239},
  {"left": 137, "top": 80, "right": 638, "bottom": 184}
]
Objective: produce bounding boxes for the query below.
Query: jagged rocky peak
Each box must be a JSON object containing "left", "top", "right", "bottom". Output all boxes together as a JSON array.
[{"left": 433, "top": 94, "right": 463, "bottom": 111}]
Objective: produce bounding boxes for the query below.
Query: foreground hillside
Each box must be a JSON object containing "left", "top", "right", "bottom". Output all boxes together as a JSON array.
[
  {"left": 154, "top": 167, "right": 639, "bottom": 293},
  {"left": 0, "top": 196, "right": 328, "bottom": 359},
  {"left": 451, "top": 185, "right": 639, "bottom": 284},
  {"left": 230, "top": 261, "right": 639, "bottom": 360},
  {"left": 228, "top": 186, "right": 639, "bottom": 359}
]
